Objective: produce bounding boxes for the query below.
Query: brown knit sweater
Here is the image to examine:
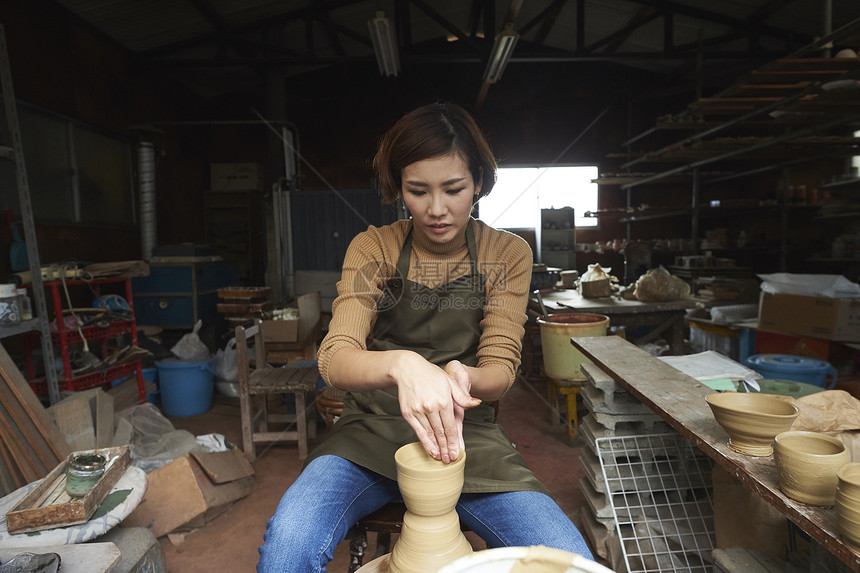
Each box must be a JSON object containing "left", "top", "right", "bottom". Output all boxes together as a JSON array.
[{"left": 318, "top": 218, "right": 532, "bottom": 389}]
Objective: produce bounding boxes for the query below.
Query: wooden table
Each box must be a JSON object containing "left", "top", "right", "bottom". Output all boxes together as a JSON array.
[
  {"left": 530, "top": 289, "right": 701, "bottom": 355},
  {"left": 571, "top": 335, "right": 860, "bottom": 572}
]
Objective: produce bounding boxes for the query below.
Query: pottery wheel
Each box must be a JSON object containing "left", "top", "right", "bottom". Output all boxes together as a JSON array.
[{"left": 356, "top": 553, "right": 390, "bottom": 572}]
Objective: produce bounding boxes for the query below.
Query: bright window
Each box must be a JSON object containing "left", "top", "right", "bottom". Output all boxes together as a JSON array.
[{"left": 478, "top": 166, "right": 598, "bottom": 229}]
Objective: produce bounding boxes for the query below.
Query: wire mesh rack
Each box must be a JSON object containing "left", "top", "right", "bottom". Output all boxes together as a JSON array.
[{"left": 596, "top": 433, "right": 715, "bottom": 573}]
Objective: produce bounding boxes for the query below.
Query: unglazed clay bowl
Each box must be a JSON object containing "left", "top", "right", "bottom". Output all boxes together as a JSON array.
[
  {"left": 705, "top": 393, "right": 798, "bottom": 457},
  {"left": 773, "top": 431, "right": 849, "bottom": 506},
  {"left": 837, "top": 464, "right": 860, "bottom": 553},
  {"left": 395, "top": 442, "right": 466, "bottom": 517}
]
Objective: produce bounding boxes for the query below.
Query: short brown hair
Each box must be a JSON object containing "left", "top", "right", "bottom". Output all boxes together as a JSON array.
[{"left": 373, "top": 103, "right": 498, "bottom": 204}]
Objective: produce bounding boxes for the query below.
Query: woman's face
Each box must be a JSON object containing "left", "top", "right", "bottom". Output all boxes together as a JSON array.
[{"left": 400, "top": 154, "right": 481, "bottom": 245}]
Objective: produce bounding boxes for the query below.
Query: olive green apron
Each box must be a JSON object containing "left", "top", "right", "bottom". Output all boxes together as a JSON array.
[{"left": 307, "top": 220, "right": 548, "bottom": 495}]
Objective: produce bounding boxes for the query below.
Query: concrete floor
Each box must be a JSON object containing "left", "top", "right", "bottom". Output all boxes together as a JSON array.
[{"left": 158, "top": 376, "right": 588, "bottom": 572}]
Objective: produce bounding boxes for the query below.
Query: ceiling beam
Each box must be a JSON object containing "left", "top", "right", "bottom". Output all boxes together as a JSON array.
[
  {"left": 519, "top": 0, "right": 568, "bottom": 42},
  {"left": 409, "top": 0, "right": 483, "bottom": 51},
  {"left": 588, "top": 6, "right": 661, "bottom": 54}
]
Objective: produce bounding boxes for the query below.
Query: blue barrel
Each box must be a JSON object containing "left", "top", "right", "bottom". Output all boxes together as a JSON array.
[
  {"left": 155, "top": 357, "right": 215, "bottom": 417},
  {"left": 744, "top": 354, "right": 838, "bottom": 389}
]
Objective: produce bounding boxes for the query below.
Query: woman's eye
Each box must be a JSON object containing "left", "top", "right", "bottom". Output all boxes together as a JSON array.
[
  {"left": 446, "top": 188, "right": 465, "bottom": 195},
  {"left": 406, "top": 189, "right": 426, "bottom": 196}
]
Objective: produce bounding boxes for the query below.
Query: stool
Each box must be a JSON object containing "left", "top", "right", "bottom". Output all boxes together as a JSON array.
[
  {"left": 316, "top": 385, "right": 346, "bottom": 430},
  {"left": 546, "top": 375, "right": 584, "bottom": 439}
]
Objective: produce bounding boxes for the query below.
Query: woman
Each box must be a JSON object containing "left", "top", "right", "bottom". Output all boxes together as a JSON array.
[{"left": 258, "top": 103, "right": 593, "bottom": 572}]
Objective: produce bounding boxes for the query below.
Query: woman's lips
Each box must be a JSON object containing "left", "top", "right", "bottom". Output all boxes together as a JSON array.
[{"left": 428, "top": 224, "right": 450, "bottom": 234}]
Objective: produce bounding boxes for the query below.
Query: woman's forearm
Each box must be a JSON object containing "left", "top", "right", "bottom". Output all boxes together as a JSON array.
[
  {"left": 460, "top": 364, "right": 510, "bottom": 402},
  {"left": 327, "top": 346, "right": 416, "bottom": 391}
]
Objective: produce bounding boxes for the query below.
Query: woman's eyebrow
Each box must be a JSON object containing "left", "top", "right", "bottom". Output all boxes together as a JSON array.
[{"left": 403, "top": 176, "right": 467, "bottom": 186}]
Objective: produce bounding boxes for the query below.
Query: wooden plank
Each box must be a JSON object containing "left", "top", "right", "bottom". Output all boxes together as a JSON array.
[
  {"left": 0, "top": 371, "right": 58, "bottom": 469},
  {"left": 53, "top": 398, "right": 96, "bottom": 451},
  {"left": 0, "top": 437, "right": 19, "bottom": 493},
  {"left": 0, "top": 543, "right": 121, "bottom": 573},
  {"left": 191, "top": 450, "right": 255, "bottom": 484},
  {"left": 571, "top": 336, "right": 860, "bottom": 573},
  {"left": 95, "top": 391, "right": 115, "bottom": 448},
  {"left": 0, "top": 344, "right": 71, "bottom": 459},
  {"left": 0, "top": 400, "right": 43, "bottom": 481}
]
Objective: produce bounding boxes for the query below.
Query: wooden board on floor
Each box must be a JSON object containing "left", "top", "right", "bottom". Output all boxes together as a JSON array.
[
  {"left": 52, "top": 398, "right": 96, "bottom": 451},
  {"left": 0, "top": 542, "right": 120, "bottom": 573},
  {"left": 570, "top": 335, "right": 860, "bottom": 573},
  {"left": 191, "top": 449, "right": 255, "bottom": 484}
]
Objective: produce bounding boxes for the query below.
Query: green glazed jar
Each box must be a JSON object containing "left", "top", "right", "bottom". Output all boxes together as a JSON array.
[{"left": 65, "top": 453, "right": 106, "bottom": 497}]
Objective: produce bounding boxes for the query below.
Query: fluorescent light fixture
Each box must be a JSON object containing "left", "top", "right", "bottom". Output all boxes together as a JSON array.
[
  {"left": 483, "top": 23, "right": 519, "bottom": 84},
  {"left": 368, "top": 11, "right": 400, "bottom": 77}
]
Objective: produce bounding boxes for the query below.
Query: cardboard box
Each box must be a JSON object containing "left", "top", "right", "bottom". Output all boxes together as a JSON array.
[
  {"left": 758, "top": 292, "right": 860, "bottom": 342},
  {"left": 122, "top": 451, "right": 254, "bottom": 538},
  {"left": 261, "top": 318, "right": 299, "bottom": 343},
  {"left": 210, "top": 162, "right": 262, "bottom": 191}
]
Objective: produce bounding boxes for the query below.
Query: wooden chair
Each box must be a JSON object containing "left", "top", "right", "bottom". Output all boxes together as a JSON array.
[
  {"left": 346, "top": 401, "right": 499, "bottom": 572},
  {"left": 235, "top": 292, "right": 322, "bottom": 462}
]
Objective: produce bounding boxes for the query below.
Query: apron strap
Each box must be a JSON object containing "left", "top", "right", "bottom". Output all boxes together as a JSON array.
[{"left": 396, "top": 219, "right": 480, "bottom": 279}]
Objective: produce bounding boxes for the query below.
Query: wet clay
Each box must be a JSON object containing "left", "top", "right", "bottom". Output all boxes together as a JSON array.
[
  {"left": 774, "top": 431, "right": 849, "bottom": 506},
  {"left": 837, "top": 463, "right": 860, "bottom": 554},
  {"left": 388, "top": 442, "right": 473, "bottom": 573},
  {"left": 706, "top": 393, "right": 798, "bottom": 457}
]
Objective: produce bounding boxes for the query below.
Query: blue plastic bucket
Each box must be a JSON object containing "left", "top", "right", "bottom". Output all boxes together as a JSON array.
[
  {"left": 141, "top": 367, "right": 158, "bottom": 386},
  {"left": 744, "top": 354, "right": 838, "bottom": 389},
  {"left": 155, "top": 357, "right": 215, "bottom": 417}
]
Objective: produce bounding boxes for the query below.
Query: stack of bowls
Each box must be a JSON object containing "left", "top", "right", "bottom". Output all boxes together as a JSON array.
[
  {"left": 773, "top": 431, "right": 850, "bottom": 506},
  {"left": 837, "top": 464, "right": 860, "bottom": 553},
  {"left": 706, "top": 393, "right": 799, "bottom": 457}
]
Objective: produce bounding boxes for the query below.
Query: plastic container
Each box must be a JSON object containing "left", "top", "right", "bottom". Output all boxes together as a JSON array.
[
  {"left": 155, "top": 357, "right": 215, "bottom": 417},
  {"left": 0, "top": 283, "right": 20, "bottom": 325},
  {"left": 537, "top": 313, "right": 609, "bottom": 380},
  {"left": 16, "top": 288, "right": 32, "bottom": 321},
  {"left": 740, "top": 378, "right": 825, "bottom": 399},
  {"left": 744, "top": 354, "right": 838, "bottom": 389}
]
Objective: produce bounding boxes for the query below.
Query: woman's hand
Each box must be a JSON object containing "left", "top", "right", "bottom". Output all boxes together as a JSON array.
[{"left": 393, "top": 352, "right": 480, "bottom": 463}]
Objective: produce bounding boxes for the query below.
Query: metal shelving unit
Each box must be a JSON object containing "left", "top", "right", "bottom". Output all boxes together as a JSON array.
[
  {"left": 593, "top": 17, "right": 860, "bottom": 271},
  {"left": 0, "top": 23, "right": 59, "bottom": 404}
]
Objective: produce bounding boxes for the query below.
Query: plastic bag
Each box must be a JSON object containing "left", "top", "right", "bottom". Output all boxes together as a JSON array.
[
  {"left": 214, "top": 337, "right": 238, "bottom": 382},
  {"left": 633, "top": 265, "right": 691, "bottom": 302},
  {"left": 113, "top": 403, "right": 204, "bottom": 473},
  {"left": 170, "top": 319, "right": 210, "bottom": 361}
]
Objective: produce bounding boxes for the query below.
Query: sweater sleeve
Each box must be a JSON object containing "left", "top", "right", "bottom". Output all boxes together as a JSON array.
[
  {"left": 316, "top": 227, "right": 396, "bottom": 384},
  {"left": 475, "top": 230, "right": 532, "bottom": 391}
]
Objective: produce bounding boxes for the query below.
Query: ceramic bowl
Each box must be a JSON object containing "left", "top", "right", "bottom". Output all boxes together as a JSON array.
[
  {"left": 773, "top": 431, "right": 849, "bottom": 506},
  {"left": 395, "top": 442, "right": 466, "bottom": 516},
  {"left": 837, "top": 464, "right": 860, "bottom": 553},
  {"left": 705, "top": 393, "right": 799, "bottom": 456}
]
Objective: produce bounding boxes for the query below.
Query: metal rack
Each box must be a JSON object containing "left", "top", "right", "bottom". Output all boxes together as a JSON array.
[
  {"left": 0, "top": 23, "right": 59, "bottom": 404},
  {"left": 597, "top": 433, "right": 715, "bottom": 573}
]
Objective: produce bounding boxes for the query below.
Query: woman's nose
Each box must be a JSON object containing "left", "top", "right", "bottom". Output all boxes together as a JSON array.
[{"left": 428, "top": 192, "right": 447, "bottom": 216}]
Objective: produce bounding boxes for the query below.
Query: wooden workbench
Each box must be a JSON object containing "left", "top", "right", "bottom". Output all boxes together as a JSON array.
[
  {"left": 571, "top": 335, "right": 860, "bottom": 572},
  {"left": 531, "top": 289, "right": 702, "bottom": 355}
]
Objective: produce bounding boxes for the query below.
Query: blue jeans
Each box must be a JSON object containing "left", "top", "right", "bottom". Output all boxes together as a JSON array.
[{"left": 257, "top": 455, "right": 594, "bottom": 572}]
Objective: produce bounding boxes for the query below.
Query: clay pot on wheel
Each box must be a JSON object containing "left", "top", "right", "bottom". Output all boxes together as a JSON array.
[{"left": 388, "top": 442, "right": 473, "bottom": 573}]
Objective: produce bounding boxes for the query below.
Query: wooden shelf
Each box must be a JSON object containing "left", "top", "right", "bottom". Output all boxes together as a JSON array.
[{"left": 0, "top": 319, "right": 40, "bottom": 339}]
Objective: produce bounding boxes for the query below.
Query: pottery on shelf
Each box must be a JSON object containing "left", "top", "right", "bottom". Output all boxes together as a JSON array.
[
  {"left": 705, "top": 392, "right": 798, "bottom": 457},
  {"left": 837, "top": 463, "right": 860, "bottom": 554},
  {"left": 388, "top": 442, "right": 473, "bottom": 573},
  {"left": 773, "top": 431, "right": 849, "bottom": 506}
]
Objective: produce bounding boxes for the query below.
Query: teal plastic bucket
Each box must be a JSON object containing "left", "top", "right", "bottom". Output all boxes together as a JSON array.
[
  {"left": 744, "top": 354, "right": 837, "bottom": 389},
  {"left": 155, "top": 357, "right": 215, "bottom": 417}
]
